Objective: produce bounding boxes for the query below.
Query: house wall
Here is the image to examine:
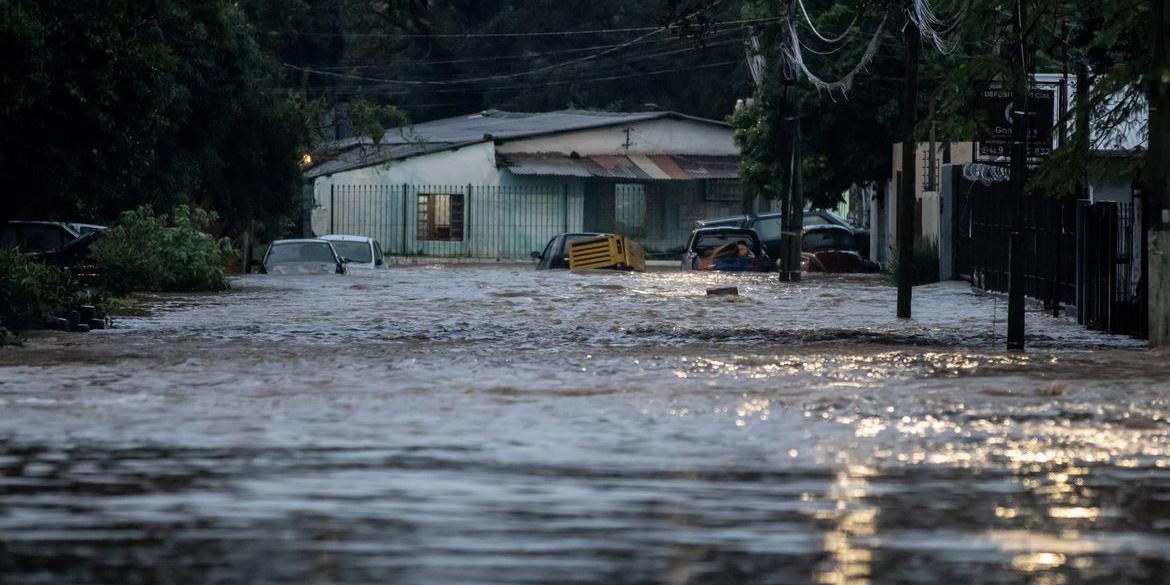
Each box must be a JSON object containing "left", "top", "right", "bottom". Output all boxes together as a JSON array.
[
  {"left": 307, "top": 117, "right": 743, "bottom": 258},
  {"left": 495, "top": 118, "right": 737, "bottom": 156},
  {"left": 309, "top": 141, "right": 498, "bottom": 237}
]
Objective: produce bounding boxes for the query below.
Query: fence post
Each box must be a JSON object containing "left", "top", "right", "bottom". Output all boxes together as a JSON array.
[
  {"left": 401, "top": 183, "right": 409, "bottom": 256},
  {"left": 563, "top": 184, "right": 570, "bottom": 233},
  {"left": 329, "top": 184, "right": 335, "bottom": 234}
]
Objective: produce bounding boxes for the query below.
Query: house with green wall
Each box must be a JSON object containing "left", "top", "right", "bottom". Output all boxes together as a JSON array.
[{"left": 303, "top": 109, "right": 773, "bottom": 259}]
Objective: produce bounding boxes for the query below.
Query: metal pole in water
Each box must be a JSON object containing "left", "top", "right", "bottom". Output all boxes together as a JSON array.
[{"left": 896, "top": 17, "right": 920, "bottom": 318}]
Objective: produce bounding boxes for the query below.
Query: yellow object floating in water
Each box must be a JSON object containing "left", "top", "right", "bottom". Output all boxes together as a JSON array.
[{"left": 568, "top": 234, "right": 645, "bottom": 272}]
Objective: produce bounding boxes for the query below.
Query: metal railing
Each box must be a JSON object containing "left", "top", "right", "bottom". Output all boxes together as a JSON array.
[{"left": 315, "top": 182, "right": 746, "bottom": 260}]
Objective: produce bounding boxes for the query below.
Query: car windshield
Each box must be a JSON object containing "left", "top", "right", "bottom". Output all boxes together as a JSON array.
[
  {"left": 750, "top": 218, "right": 782, "bottom": 241},
  {"left": 693, "top": 233, "right": 759, "bottom": 251},
  {"left": 329, "top": 241, "right": 372, "bottom": 263},
  {"left": 267, "top": 242, "right": 336, "bottom": 264}
]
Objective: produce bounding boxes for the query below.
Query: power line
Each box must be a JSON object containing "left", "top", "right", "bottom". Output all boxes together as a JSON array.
[
  {"left": 270, "top": 17, "right": 781, "bottom": 39},
  {"left": 281, "top": 7, "right": 745, "bottom": 87},
  {"left": 282, "top": 60, "right": 741, "bottom": 97},
  {"left": 294, "top": 26, "right": 749, "bottom": 70}
]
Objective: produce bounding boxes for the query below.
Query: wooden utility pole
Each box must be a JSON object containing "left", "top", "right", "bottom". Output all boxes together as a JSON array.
[
  {"left": 1005, "top": 0, "right": 1031, "bottom": 350},
  {"left": 1149, "top": 0, "right": 1170, "bottom": 345},
  {"left": 780, "top": 84, "right": 805, "bottom": 282},
  {"left": 896, "top": 17, "right": 920, "bottom": 318}
]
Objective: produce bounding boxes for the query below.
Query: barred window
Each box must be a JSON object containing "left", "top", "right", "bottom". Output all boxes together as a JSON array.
[{"left": 417, "top": 193, "right": 464, "bottom": 241}]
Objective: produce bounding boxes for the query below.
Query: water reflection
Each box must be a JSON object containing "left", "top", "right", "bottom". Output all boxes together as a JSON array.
[{"left": 0, "top": 267, "right": 1167, "bottom": 584}]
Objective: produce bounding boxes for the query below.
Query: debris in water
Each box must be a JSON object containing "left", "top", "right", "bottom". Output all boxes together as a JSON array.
[{"left": 707, "top": 286, "right": 739, "bottom": 296}]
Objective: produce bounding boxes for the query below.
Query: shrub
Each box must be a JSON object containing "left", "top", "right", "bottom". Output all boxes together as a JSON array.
[
  {"left": 0, "top": 248, "right": 74, "bottom": 329},
  {"left": 887, "top": 237, "right": 940, "bottom": 286},
  {"left": 93, "top": 206, "right": 237, "bottom": 294}
]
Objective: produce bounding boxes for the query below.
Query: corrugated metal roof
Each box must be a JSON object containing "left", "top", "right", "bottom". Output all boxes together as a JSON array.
[
  {"left": 304, "top": 142, "right": 464, "bottom": 179},
  {"left": 305, "top": 109, "right": 735, "bottom": 179},
  {"left": 498, "top": 153, "right": 739, "bottom": 181},
  {"left": 380, "top": 109, "right": 726, "bottom": 146},
  {"left": 502, "top": 153, "right": 594, "bottom": 177}
]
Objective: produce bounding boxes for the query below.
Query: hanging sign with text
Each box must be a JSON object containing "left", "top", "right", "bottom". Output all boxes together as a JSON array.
[{"left": 974, "top": 87, "right": 1056, "bottom": 160}]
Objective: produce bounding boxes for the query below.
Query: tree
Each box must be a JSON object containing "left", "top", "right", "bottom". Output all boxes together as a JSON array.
[{"left": 0, "top": 0, "right": 308, "bottom": 234}]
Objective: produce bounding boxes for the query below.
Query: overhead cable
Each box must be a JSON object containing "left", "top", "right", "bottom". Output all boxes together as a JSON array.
[{"left": 275, "top": 16, "right": 781, "bottom": 38}]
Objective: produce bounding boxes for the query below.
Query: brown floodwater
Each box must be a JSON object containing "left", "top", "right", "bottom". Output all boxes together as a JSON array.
[{"left": 0, "top": 266, "right": 1167, "bottom": 584}]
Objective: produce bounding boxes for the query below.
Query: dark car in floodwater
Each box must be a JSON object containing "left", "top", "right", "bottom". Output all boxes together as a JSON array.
[
  {"left": 681, "top": 227, "right": 776, "bottom": 272},
  {"left": 532, "top": 232, "right": 605, "bottom": 270},
  {"left": 261, "top": 239, "right": 345, "bottom": 275},
  {"left": 1, "top": 221, "right": 105, "bottom": 254},
  {"left": 800, "top": 225, "right": 881, "bottom": 273},
  {"left": 695, "top": 209, "right": 870, "bottom": 259}
]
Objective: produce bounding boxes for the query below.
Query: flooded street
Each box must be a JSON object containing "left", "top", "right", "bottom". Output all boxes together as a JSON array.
[{"left": 2, "top": 265, "right": 1168, "bottom": 584}]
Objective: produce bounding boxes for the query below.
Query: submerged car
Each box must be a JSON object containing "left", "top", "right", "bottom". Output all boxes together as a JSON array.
[
  {"left": 261, "top": 239, "right": 345, "bottom": 275},
  {"left": 800, "top": 225, "right": 880, "bottom": 273},
  {"left": 320, "top": 234, "right": 385, "bottom": 270},
  {"left": 681, "top": 227, "right": 775, "bottom": 272},
  {"left": 1, "top": 221, "right": 104, "bottom": 254},
  {"left": 532, "top": 232, "right": 605, "bottom": 270},
  {"left": 694, "top": 210, "right": 870, "bottom": 259}
]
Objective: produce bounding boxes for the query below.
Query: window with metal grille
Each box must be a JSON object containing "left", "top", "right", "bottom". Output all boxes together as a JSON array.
[{"left": 417, "top": 193, "right": 464, "bottom": 241}]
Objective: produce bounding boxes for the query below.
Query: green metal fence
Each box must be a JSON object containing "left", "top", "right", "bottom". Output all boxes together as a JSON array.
[{"left": 317, "top": 182, "right": 752, "bottom": 260}]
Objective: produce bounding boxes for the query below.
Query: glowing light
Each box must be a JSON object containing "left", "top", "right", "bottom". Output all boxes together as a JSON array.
[{"left": 1011, "top": 552, "right": 1066, "bottom": 572}]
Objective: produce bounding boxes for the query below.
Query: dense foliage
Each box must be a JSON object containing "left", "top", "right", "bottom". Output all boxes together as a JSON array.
[
  {"left": 0, "top": 248, "right": 73, "bottom": 330},
  {"left": 0, "top": 0, "right": 307, "bottom": 232},
  {"left": 93, "top": 206, "right": 236, "bottom": 295}
]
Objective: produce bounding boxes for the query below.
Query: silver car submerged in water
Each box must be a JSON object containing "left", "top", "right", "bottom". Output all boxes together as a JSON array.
[
  {"left": 320, "top": 234, "right": 385, "bottom": 270},
  {"left": 261, "top": 239, "right": 346, "bottom": 275}
]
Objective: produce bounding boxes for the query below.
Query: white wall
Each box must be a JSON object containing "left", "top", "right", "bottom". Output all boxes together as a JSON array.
[
  {"left": 310, "top": 142, "right": 498, "bottom": 235},
  {"left": 496, "top": 118, "right": 737, "bottom": 156}
]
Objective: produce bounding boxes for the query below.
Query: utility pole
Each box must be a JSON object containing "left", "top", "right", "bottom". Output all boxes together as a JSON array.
[
  {"left": 1149, "top": 0, "right": 1170, "bottom": 345},
  {"left": 780, "top": 83, "right": 804, "bottom": 282},
  {"left": 896, "top": 17, "right": 920, "bottom": 318},
  {"left": 1005, "top": 0, "right": 1031, "bottom": 350}
]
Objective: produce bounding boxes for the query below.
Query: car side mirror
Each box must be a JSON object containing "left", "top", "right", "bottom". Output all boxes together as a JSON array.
[
  {"left": 530, "top": 251, "right": 541, "bottom": 260},
  {"left": 375, "top": 256, "right": 384, "bottom": 266}
]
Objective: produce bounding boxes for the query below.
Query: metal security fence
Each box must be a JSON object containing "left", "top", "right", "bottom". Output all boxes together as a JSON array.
[
  {"left": 954, "top": 175, "right": 1145, "bottom": 338},
  {"left": 324, "top": 184, "right": 582, "bottom": 259},
  {"left": 315, "top": 181, "right": 748, "bottom": 260}
]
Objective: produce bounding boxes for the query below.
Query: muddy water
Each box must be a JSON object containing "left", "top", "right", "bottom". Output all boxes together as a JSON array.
[{"left": 1, "top": 266, "right": 1168, "bottom": 584}]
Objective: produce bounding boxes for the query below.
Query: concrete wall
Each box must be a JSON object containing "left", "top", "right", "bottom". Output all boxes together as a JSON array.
[{"left": 496, "top": 118, "right": 737, "bottom": 156}]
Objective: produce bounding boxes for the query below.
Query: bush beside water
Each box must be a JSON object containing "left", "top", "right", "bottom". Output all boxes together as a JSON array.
[
  {"left": 93, "top": 206, "right": 236, "bottom": 295},
  {"left": 1, "top": 206, "right": 236, "bottom": 335},
  {"left": 0, "top": 248, "right": 73, "bottom": 330}
]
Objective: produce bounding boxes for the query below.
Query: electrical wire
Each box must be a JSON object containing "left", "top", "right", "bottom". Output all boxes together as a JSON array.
[
  {"left": 272, "top": 16, "right": 781, "bottom": 39},
  {"left": 282, "top": 5, "right": 734, "bottom": 87},
  {"left": 293, "top": 27, "right": 748, "bottom": 70},
  {"left": 282, "top": 60, "right": 741, "bottom": 97},
  {"left": 292, "top": 29, "right": 748, "bottom": 72}
]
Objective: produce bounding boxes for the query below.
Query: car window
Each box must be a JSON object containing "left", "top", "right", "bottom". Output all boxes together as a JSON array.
[
  {"left": 693, "top": 234, "right": 759, "bottom": 251},
  {"left": 802, "top": 213, "right": 834, "bottom": 227},
  {"left": 750, "top": 218, "right": 782, "bottom": 241},
  {"left": 330, "top": 241, "right": 373, "bottom": 263},
  {"left": 0, "top": 226, "right": 18, "bottom": 249},
  {"left": 803, "top": 229, "right": 855, "bottom": 250},
  {"left": 267, "top": 242, "right": 336, "bottom": 264},
  {"left": 22, "top": 225, "right": 72, "bottom": 251}
]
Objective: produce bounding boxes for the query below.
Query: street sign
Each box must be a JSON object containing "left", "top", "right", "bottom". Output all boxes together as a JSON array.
[{"left": 974, "top": 87, "right": 1056, "bottom": 161}]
